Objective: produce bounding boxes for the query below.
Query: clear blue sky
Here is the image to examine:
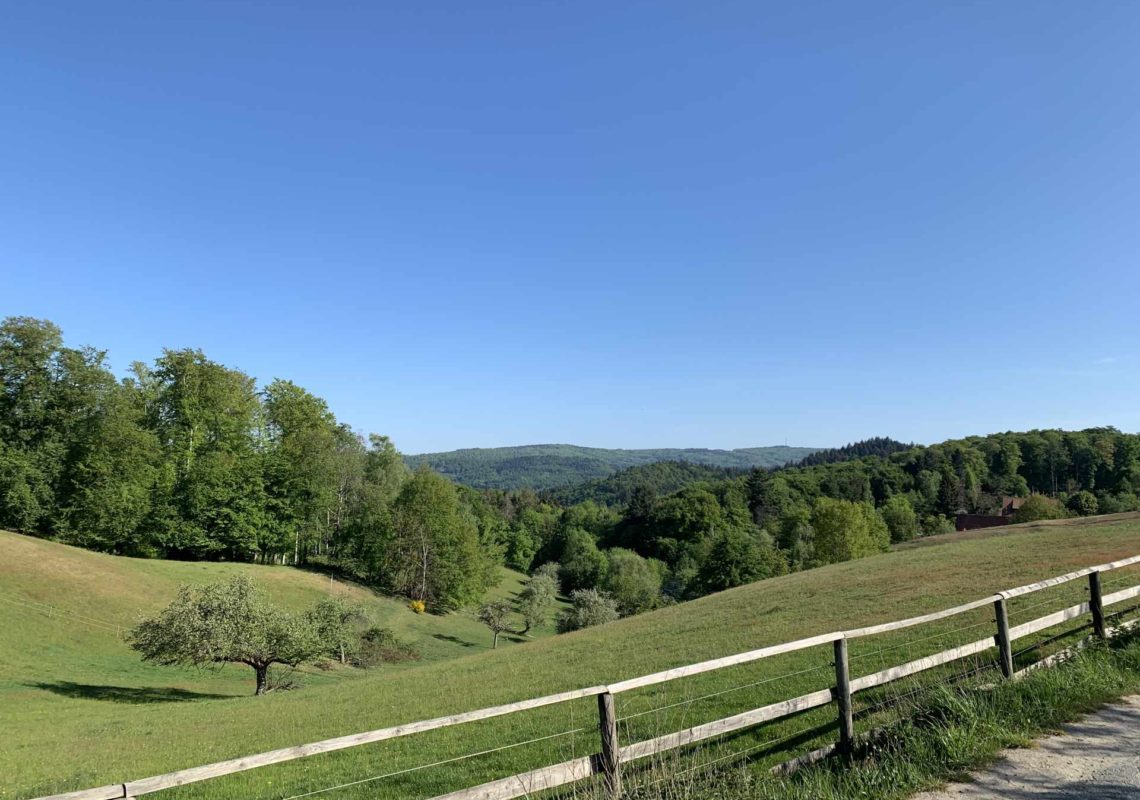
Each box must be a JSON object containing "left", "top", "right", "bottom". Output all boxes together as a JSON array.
[{"left": 3, "top": 2, "right": 1138, "bottom": 454}]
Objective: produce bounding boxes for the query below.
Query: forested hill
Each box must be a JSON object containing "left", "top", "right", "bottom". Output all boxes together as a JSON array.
[
  {"left": 549, "top": 461, "right": 747, "bottom": 507},
  {"left": 404, "top": 444, "right": 820, "bottom": 490}
]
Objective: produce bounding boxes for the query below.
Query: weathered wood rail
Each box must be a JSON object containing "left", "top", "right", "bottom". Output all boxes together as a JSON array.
[{"left": 33, "top": 554, "right": 1140, "bottom": 800}]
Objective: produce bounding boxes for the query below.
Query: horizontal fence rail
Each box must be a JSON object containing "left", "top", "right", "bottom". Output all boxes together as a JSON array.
[{"left": 32, "top": 552, "right": 1140, "bottom": 800}]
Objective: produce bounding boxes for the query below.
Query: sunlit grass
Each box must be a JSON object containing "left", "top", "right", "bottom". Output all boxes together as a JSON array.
[{"left": 3, "top": 514, "right": 1140, "bottom": 799}]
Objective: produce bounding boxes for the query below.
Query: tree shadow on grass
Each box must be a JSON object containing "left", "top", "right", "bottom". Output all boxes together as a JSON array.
[
  {"left": 30, "top": 681, "right": 234, "bottom": 703},
  {"left": 432, "top": 634, "right": 477, "bottom": 647}
]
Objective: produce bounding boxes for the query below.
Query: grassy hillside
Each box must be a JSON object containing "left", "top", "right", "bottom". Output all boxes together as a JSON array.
[
  {"left": 5, "top": 516, "right": 1140, "bottom": 799},
  {"left": 404, "top": 444, "right": 820, "bottom": 490}
]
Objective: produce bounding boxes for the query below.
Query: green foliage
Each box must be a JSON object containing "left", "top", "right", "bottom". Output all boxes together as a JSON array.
[
  {"left": 880, "top": 495, "right": 919, "bottom": 543},
  {"left": 556, "top": 588, "right": 620, "bottom": 633},
  {"left": 353, "top": 627, "right": 421, "bottom": 667},
  {"left": 551, "top": 461, "right": 749, "bottom": 507},
  {"left": 476, "top": 600, "right": 515, "bottom": 648},
  {"left": 381, "top": 468, "right": 497, "bottom": 611},
  {"left": 811, "top": 498, "right": 890, "bottom": 565},
  {"left": 405, "top": 444, "right": 819, "bottom": 491},
  {"left": 127, "top": 576, "right": 321, "bottom": 695},
  {"left": 306, "top": 596, "right": 364, "bottom": 664},
  {"left": 602, "top": 548, "right": 663, "bottom": 614},
  {"left": 558, "top": 528, "right": 608, "bottom": 592},
  {"left": 515, "top": 572, "right": 559, "bottom": 635},
  {"left": 1066, "top": 490, "right": 1099, "bottom": 517},
  {"left": 1012, "top": 494, "right": 1069, "bottom": 523},
  {"left": 695, "top": 529, "right": 786, "bottom": 593}
]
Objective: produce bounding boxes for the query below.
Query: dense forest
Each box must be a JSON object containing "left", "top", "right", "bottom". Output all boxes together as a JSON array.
[
  {"left": 548, "top": 461, "right": 748, "bottom": 507},
  {"left": 4, "top": 316, "right": 1139, "bottom": 630},
  {"left": 404, "top": 443, "right": 818, "bottom": 490}
]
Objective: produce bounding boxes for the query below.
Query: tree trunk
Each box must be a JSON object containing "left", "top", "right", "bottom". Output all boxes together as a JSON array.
[
  {"left": 254, "top": 664, "right": 269, "bottom": 696},
  {"left": 492, "top": 630, "right": 499, "bottom": 649}
]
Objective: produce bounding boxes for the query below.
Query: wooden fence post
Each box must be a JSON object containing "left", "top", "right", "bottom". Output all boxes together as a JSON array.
[
  {"left": 1089, "top": 571, "right": 1106, "bottom": 639},
  {"left": 597, "top": 691, "right": 621, "bottom": 798},
  {"left": 833, "top": 637, "right": 854, "bottom": 756},
  {"left": 994, "top": 597, "right": 1013, "bottom": 678}
]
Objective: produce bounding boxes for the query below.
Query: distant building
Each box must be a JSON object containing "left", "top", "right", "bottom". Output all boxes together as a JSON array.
[{"left": 955, "top": 496, "right": 1027, "bottom": 531}]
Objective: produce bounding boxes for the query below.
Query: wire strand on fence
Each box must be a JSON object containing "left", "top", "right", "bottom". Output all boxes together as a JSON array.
[
  {"left": 616, "top": 662, "right": 833, "bottom": 723},
  {"left": 276, "top": 724, "right": 593, "bottom": 800},
  {"left": 848, "top": 615, "right": 995, "bottom": 665}
]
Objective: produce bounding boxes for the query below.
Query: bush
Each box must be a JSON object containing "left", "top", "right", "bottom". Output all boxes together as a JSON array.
[
  {"left": 1011, "top": 494, "right": 1068, "bottom": 524},
  {"left": 557, "top": 588, "right": 619, "bottom": 633},
  {"left": 408, "top": 599, "right": 426, "bottom": 614},
  {"left": 921, "top": 514, "right": 955, "bottom": 536},
  {"left": 352, "top": 627, "right": 420, "bottom": 667},
  {"left": 1066, "top": 490, "right": 1099, "bottom": 517},
  {"left": 603, "top": 548, "right": 663, "bottom": 615}
]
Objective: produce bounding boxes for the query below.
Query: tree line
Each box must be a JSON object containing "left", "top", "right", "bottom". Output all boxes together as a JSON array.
[
  {"left": 5, "top": 316, "right": 1138, "bottom": 632},
  {"left": 0, "top": 317, "right": 498, "bottom": 610}
]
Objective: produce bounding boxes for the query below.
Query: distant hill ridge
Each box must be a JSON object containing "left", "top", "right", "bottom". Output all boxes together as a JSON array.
[{"left": 404, "top": 443, "right": 821, "bottom": 490}]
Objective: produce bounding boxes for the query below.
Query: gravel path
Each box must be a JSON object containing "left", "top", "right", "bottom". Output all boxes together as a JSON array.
[{"left": 912, "top": 695, "right": 1140, "bottom": 799}]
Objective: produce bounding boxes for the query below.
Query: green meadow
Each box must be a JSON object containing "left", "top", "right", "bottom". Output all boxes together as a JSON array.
[{"left": 5, "top": 514, "right": 1140, "bottom": 800}]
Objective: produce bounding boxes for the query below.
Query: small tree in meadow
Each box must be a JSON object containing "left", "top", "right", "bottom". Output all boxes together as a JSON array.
[
  {"left": 307, "top": 596, "right": 365, "bottom": 664},
  {"left": 477, "top": 600, "right": 515, "bottom": 649},
  {"left": 128, "top": 575, "right": 320, "bottom": 695},
  {"left": 515, "top": 572, "right": 559, "bottom": 635}
]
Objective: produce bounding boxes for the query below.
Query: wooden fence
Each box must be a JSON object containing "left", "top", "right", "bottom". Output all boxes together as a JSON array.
[{"left": 35, "top": 553, "right": 1140, "bottom": 800}]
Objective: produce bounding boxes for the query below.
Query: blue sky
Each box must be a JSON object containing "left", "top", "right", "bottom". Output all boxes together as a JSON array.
[{"left": 3, "top": 2, "right": 1138, "bottom": 453}]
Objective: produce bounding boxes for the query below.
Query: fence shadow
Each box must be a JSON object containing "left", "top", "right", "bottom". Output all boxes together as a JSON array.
[{"left": 30, "top": 681, "right": 233, "bottom": 703}]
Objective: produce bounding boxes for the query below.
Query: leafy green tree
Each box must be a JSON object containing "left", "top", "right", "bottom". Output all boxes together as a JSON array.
[
  {"left": 306, "top": 596, "right": 364, "bottom": 664},
  {"left": 515, "top": 571, "right": 558, "bottom": 635},
  {"left": 557, "top": 589, "right": 620, "bottom": 633},
  {"left": 384, "top": 467, "right": 495, "bottom": 611},
  {"left": 811, "top": 498, "right": 889, "bottom": 565},
  {"left": 880, "top": 495, "right": 918, "bottom": 543},
  {"left": 695, "top": 529, "right": 785, "bottom": 593},
  {"left": 1011, "top": 494, "right": 1068, "bottom": 524},
  {"left": 602, "top": 548, "right": 662, "bottom": 615},
  {"left": 127, "top": 576, "right": 320, "bottom": 695},
  {"left": 55, "top": 382, "right": 160, "bottom": 553},
  {"left": 1066, "top": 490, "right": 1099, "bottom": 517},
  {"left": 477, "top": 600, "right": 515, "bottom": 649},
  {"left": 558, "top": 528, "right": 608, "bottom": 591},
  {"left": 142, "top": 350, "right": 267, "bottom": 560}
]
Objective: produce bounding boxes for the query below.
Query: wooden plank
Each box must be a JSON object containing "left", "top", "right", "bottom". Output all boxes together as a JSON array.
[
  {"left": 429, "top": 755, "right": 597, "bottom": 800},
  {"left": 849, "top": 635, "right": 995, "bottom": 694},
  {"left": 30, "top": 786, "right": 126, "bottom": 800},
  {"left": 843, "top": 596, "right": 997, "bottom": 639},
  {"left": 606, "top": 632, "right": 841, "bottom": 694},
  {"left": 1000, "top": 554, "right": 1140, "bottom": 600},
  {"left": 618, "top": 688, "right": 835, "bottom": 762},
  {"left": 596, "top": 692, "right": 621, "bottom": 798},
  {"left": 122, "top": 685, "right": 607, "bottom": 795},
  {"left": 1007, "top": 601, "right": 1090, "bottom": 641},
  {"left": 833, "top": 638, "right": 853, "bottom": 755},
  {"left": 1103, "top": 583, "right": 1140, "bottom": 608}
]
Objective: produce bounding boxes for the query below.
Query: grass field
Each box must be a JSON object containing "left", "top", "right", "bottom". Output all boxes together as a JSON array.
[{"left": 4, "top": 515, "right": 1140, "bottom": 800}]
